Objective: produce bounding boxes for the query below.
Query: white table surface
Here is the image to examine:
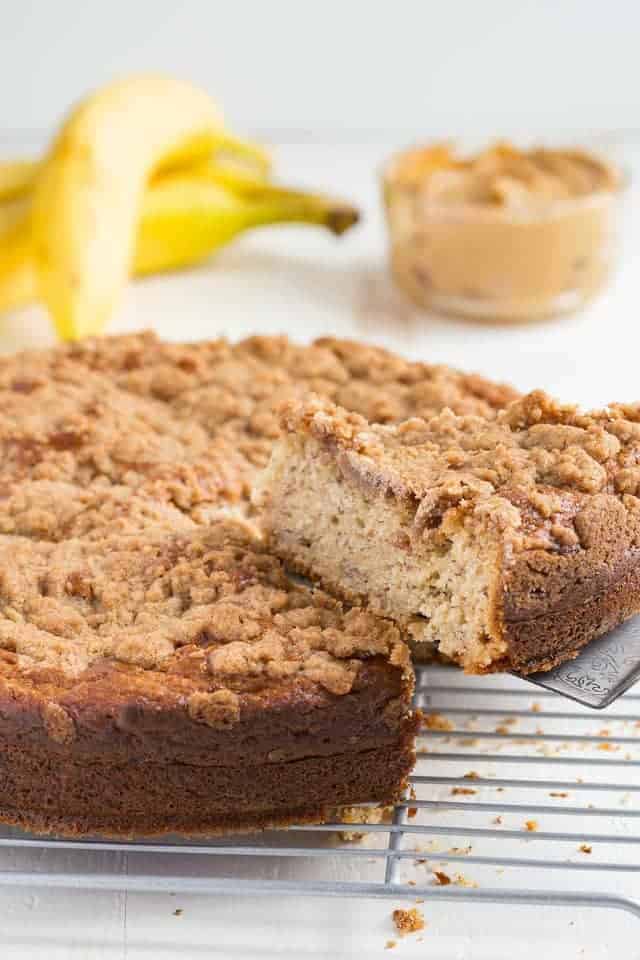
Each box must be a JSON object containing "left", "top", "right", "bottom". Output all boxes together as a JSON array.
[{"left": 1, "top": 140, "right": 640, "bottom": 959}]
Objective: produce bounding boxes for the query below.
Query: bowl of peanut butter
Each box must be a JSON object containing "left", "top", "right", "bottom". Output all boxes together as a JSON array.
[{"left": 383, "top": 142, "right": 622, "bottom": 323}]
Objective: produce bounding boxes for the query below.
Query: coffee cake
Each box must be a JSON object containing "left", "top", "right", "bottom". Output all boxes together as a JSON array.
[
  {"left": 0, "top": 332, "right": 518, "bottom": 835},
  {"left": 260, "top": 393, "right": 640, "bottom": 674},
  {"left": 0, "top": 331, "right": 519, "bottom": 836}
]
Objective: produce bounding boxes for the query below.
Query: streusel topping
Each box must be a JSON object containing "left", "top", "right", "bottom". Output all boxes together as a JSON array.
[
  {"left": 282, "top": 391, "right": 640, "bottom": 554},
  {"left": 0, "top": 522, "right": 408, "bottom": 703},
  {"left": 0, "top": 332, "right": 517, "bottom": 539}
]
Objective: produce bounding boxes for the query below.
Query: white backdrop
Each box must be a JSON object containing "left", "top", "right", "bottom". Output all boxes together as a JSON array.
[{"left": 2, "top": 0, "right": 637, "bottom": 142}]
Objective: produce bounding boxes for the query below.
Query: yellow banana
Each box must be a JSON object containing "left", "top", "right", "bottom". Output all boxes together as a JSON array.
[
  {"left": 0, "top": 177, "right": 359, "bottom": 312},
  {"left": 0, "top": 218, "right": 32, "bottom": 310},
  {"left": 31, "top": 74, "right": 269, "bottom": 340},
  {"left": 0, "top": 161, "right": 37, "bottom": 202},
  {"left": 134, "top": 177, "right": 358, "bottom": 275},
  {"left": 0, "top": 146, "right": 270, "bottom": 208}
]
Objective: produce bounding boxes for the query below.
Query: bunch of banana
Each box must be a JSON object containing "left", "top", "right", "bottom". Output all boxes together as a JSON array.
[{"left": 0, "top": 75, "right": 359, "bottom": 340}]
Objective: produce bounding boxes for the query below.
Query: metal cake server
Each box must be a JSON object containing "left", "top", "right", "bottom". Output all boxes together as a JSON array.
[
  {"left": 517, "top": 616, "right": 640, "bottom": 709},
  {"left": 288, "top": 570, "right": 640, "bottom": 709}
]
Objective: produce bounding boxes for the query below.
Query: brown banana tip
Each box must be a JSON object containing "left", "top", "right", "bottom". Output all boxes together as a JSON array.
[{"left": 327, "top": 205, "right": 361, "bottom": 236}]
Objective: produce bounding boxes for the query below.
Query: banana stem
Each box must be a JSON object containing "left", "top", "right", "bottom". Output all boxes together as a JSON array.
[{"left": 236, "top": 191, "right": 359, "bottom": 235}]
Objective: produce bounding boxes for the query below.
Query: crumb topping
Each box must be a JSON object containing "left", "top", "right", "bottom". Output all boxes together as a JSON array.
[
  {"left": 0, "top": 332, "right": 516, "bottom": 541},
  {"left": 0, "top": 522, "right": 408, "bottom": 705},
  {"left": 283, "top": 391, "right": 640, "bottom": 555}
]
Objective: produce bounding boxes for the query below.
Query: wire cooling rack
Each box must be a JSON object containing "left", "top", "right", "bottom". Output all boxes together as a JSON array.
[{"left": 0, "top": 664, "right": 639, "bottom": 920}]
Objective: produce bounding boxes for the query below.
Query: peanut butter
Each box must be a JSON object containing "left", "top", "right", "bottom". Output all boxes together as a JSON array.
[{"left": 383, "top": 142, "right": 622, "bottom": 322}]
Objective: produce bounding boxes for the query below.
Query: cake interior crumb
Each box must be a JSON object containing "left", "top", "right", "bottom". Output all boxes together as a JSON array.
[{"left": 264, "top": 435, "right": 505, "bottom": 671}]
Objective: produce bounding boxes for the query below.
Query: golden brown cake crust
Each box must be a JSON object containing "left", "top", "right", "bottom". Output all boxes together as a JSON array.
[{"left": 273, "top": 393, "right": 640, "bottom": 673}]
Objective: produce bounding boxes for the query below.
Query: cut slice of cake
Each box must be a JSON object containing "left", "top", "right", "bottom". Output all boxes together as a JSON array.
[
  {"left": 0, "top": 519, "right": 417, "bottom": 837},
  {"left": 259, "top": 393, "right": 640, "bottom": 674}
]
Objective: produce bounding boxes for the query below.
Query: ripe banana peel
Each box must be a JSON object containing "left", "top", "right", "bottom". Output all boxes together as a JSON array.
[
  {"left": 30, "top": 74, "right": 271, "bottom": 340},
  {"left": 0, "top": 175, "right": 359, "bottom": 312}
]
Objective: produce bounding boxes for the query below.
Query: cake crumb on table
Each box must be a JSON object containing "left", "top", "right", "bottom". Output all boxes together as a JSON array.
[
  {"left": 385, "top": 939, "right": 397, "bottom": 950},
  {"left": 392, "top": 907, "right": 425, "bottom": 936}
]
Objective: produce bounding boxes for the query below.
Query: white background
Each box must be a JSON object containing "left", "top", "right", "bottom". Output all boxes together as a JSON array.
[{"left": 3, "top": 0, "right": 639, "bottom": 142}]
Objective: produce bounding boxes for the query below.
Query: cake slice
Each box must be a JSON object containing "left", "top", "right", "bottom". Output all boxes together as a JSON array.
[
  {"left": 0, "top": 519, "right": 417, "bottom": 837},
  {"left": 259, "top": 393, "right": 640, "bottom": 674}
]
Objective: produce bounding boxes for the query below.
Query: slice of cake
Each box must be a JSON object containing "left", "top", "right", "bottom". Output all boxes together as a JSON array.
[
  {"left": 260, "top": 393, "right": 640, "bottom": 674},
  {"left": 0, "top": 520, "right": 417, "bottom": 837}
]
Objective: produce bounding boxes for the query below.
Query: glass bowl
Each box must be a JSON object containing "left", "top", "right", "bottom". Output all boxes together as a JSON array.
[{"left": 382, "top": 143, "right": 624, "bottom": 324}]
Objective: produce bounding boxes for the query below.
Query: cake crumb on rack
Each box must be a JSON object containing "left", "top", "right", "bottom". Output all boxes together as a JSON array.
[
  {"left": 173, "top": 908, "right": 183, "bottom": 917},
  {"left": 422, "top": 713, "right": 454, "bottom": 732},
  {"left": 524, "top": 820, "right": 538, "bottom": 832},
  {"left": 337, "top": 804, "right": 392, "bottom": 841},
  {"left": 433, "top": 870, "right": 452, "bottom": 886},
  {"left": 385, "top": 939, "right": 397, "bottom": 949},
  {"left": 549, "top": 792, "right": 569, "bottom": 798},
  {"left": 392, "top": 907, "right": 425, "bottom": 935},
  {"left": 451, "top": 787, "right": 477, "bottom": 795},
  {"left": 464, "top": 771, "right": 480, "bottom": 779},
  {"left": 579, "top": 844, "right": 593, "bottom": 854},
  {"left": 531, "top": 702, "right": 541, "bottom": 712},
  {"left": 454, "top": 873, "right": 479, "bottom": 888}
]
